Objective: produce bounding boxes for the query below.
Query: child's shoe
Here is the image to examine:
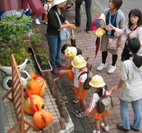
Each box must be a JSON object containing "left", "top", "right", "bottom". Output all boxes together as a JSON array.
[
  {"left": 73, "top": 99, "right": 79, "bottom": 104},
  {"left": 75, "top": 111, "right": 86, "bottom": 117},
  {"left": 72, "top": 108, "right": 81, "bottom": 115},
  {"left": 101, "top": 123, "right": 109, "bottom": 132},
  {"left": 93, "top": 130, "right": 100, "bottom": 133}
]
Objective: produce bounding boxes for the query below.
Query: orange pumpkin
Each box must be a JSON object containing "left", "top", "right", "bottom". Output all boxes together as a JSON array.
[
  {"left": 33, "top": 105, "right": 53, "bottom": 129},
  {"left": 27, "top": 72, "right": 47, "bottom": 96},
  {"left": 24, "top": 95, "right": 45, "bottom": 115}
]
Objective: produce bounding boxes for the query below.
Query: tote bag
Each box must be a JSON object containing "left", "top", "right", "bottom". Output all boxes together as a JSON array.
[{"left": 54, "top": 11, "right": 71, "bottom": 41}]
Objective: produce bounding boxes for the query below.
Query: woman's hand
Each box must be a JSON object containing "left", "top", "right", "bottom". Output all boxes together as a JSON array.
[
  {"left": 68, "top": 24, "right": 76, "bottom": 30},
  {"left": 105, "top": 25, "right": 116, "bottom": 31}
]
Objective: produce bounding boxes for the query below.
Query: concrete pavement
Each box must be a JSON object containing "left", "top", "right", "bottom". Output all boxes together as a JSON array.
[{"left": 36, "top": 2, "right": 142, "bottom": 133}]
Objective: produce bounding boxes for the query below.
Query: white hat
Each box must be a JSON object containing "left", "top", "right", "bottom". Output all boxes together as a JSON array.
[
  {"left": 99, "top": 13, "right": 106, "bottom": 28},
  {"left": 51, "top": 0, "right": 67, "bottom": 8}
]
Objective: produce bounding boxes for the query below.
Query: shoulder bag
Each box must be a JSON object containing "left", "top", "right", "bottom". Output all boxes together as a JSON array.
[{"left": 54, "top": 11, "right": 71, "bottom": 41}]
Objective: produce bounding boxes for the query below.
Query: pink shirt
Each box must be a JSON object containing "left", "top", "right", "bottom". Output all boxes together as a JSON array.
[{"left": 114, "top": 25, "right": 142, "bottom": 44}]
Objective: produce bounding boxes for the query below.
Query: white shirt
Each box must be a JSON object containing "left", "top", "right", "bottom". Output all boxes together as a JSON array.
[
  {"left": 72, "top": 67, "right": 87, "bottom": 88},
  {"left": 119, "top": 57, "right": 142, "bottom": 101}
]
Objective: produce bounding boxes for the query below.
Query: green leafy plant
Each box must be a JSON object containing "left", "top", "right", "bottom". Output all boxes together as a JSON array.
[
  {"left": 0, "top": 15, "right": 32, "bottom": 66},
  {"left": 31, "top": 28, "right": 50, "bottom": 69}
]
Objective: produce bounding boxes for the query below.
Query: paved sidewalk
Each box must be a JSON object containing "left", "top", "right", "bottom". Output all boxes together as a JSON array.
[{"left": 35, "top": 3, "right": 142, "bottom": 133}]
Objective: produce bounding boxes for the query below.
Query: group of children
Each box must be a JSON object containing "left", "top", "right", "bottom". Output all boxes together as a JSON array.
[
  {"left": 41, "top": 0, "right": 52, "bottom": 25},
  {"left": 53, "top": 45, "right": 113, "bottom": 133}
]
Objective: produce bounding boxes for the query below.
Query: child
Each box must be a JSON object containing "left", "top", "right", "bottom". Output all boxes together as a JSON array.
[
  {"left": 71, "top": 55, "right": 88, "bottom": 117},
  {"left": 54, "top": 47, "right": 82, "bottom": 104},
  {"left": 43, "top": 0, "right": 52, "bottom": 24},
  {"left": 53, "top": 46, "right": 82, "bottom": 81},
  {"left": 86, "top": 75, "right": 110, "bottom": 133}
]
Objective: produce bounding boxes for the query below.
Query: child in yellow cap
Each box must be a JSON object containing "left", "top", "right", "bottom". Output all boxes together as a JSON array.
[
  {"left": 53, "top": 46, "right": 82, "bottom": 81},
  {"left": 86, "top": 75, "right": 110, "bottom": 133},
  {"left": 71, "top": 55, "right": 88, "bottom": 117},
  {"left": 53, "top": 47, "right": 82, "bottom": 104}
]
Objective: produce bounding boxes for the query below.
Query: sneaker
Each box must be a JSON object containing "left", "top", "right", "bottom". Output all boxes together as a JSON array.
[
  {"left": 72, "top": 109, "right": 81, "bottom": 115},
  {"left": 52, "top": 70, "right": 59, "bottom": 75},
  {"left": 41, "top": 19, "right": 45, "bottom": 23},
  {"left": 34, "top": 18, "right": 40, "bottom": 25},
  {"left": 108, "top": 65, "right": 116, "bottom": 74},
  {"left": 97, "top": 63, "right": 107, "bottom": 71},
  {"left": 101, "top": 123, "right": 109, "bottom": 132},
  {"left": 75, "top": 111, "right": 86, "bottom": 118},
  {"left": 93, "top": 130, "right": 100, "bottom": 133}
]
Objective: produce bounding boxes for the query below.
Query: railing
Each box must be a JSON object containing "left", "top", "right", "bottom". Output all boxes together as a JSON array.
[{"left": 2, "top": 54, "right": 40, "bottom": 133}]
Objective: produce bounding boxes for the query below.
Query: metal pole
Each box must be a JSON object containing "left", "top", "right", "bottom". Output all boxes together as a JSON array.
[{"left": 0, "top": 86, "right": 5, "bottom": 133}]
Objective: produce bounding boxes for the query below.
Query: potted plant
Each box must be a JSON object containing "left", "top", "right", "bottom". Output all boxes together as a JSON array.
[
  {"left": 31, "top": 28, "right": 52, "bottom": 76},
  {"left": 0, "top": 14, "right": 32, "bottom": 75}
]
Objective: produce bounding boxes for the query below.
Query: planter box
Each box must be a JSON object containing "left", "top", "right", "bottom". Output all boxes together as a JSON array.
[{"left": 33, "top": 54, "right": 52, "bottom": 77}]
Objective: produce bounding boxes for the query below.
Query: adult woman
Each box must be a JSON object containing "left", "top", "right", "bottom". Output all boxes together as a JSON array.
[
  {"left": 111, "top": 38, "right": 142, "bottom": 132},
  {"left": 75, "top": 0, "right": 92, "bottom": 34},
  {"left": 109, "top": 9, "right": 142, "bottom": 61},
  {"left": 97, "top": 0, "right": 125, "bottom": 74},
  {"left": 46, "top": 0, "right": 75, "bottom": 75}
]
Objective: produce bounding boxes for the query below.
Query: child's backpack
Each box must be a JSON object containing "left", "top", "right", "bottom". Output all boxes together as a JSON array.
[
  {"left": 97, "top": 92, "right": 113, "bottom": 113},
  {"left": 78, "top": 57, "right": 92, "bottom": 90}
]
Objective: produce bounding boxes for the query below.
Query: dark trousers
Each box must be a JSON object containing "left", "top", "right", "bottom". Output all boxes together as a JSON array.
[{"left": 75, "top": 0, "right": 92, "bottom": 30}]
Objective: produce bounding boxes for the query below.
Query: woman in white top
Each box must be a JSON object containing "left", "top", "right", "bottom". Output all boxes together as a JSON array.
[
  {"left": 111, "top": 38, "right": 142, "bottom": 132},
  {"left": 108, "top": 9, "right": 142, "bottom": 61}
]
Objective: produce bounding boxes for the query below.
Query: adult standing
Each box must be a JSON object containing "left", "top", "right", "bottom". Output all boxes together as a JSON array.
[
  {"left": 111, "top": 38, "right": 142, "bottom": 132},
  {"left": 34, "top": 0, "right": 46, "bottom": 24},
  {"left": 109, "top": 9, "right": 142, "bottom": 61},
  {"left": 46, "top": 0, "right": 75, "bottom": 75},
  {"left": 75, "top": 0, "right": 92, "bottom": 34},
  {"left": 97, "top": 0, "right": 125, "bottom": 74}
]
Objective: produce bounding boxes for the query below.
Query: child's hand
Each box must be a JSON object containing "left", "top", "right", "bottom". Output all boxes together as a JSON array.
[
  {"left": 111, "top": 86, "right": 118, "bottom": 92},
  {"left": 76, "top": 95, "right": 80, "bottom": 100},
  {"left": 85, "top": 111, "right": 89, "bottom": 116}
]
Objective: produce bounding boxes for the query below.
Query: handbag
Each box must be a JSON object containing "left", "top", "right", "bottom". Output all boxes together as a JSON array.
[
  {"left": 107, "top": 38, "right": 118, "bottom": 50},
  {"left": 54, "top": 11, "right": 71, "bottom": 41}
]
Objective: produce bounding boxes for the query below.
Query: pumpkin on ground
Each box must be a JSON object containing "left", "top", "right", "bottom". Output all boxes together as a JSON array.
[
  {"left": 24, "top": 95, "right": 45, "bottom": 115},
  {"left": 27, "top": 71, "right": 47, "bottom": 96},
  {"left": 33, "top": 106, "right": 53, "bottom": 129}
]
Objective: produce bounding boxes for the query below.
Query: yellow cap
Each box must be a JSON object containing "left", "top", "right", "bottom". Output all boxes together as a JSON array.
[
  {"left": 94, "top": 28, "right": 106, "bottom": 38},
  {"left": 65, "top": 47, "right": 77, "bottom": 58},
  {"left": 89, "top": 75, "right": 105, "bottom": 88},
  {"left": 71, "top": 55, "right": 87, "bottom": 68}
]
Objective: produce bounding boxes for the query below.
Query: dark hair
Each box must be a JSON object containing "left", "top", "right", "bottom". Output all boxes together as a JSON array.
[
  {"left": 128, "top": 9, "right": 142, "bottom": 28},
  {"left": 61, "top": 44, "right": 82, "bottom": 55},
  {"left": 96, "top": 85, "right": 108, "bottom": 97},
  {"left": 111, "top": 0, "right": 122, "bottom": 10},
  {"left": 128, "top": 38, "right": 142, "bottom": 68}
]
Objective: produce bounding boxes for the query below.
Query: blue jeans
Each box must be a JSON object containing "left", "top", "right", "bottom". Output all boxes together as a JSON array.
[
  {"left": 46, "top": 33, "right": 61, "bottom": 71},
  {"left": 75, "top": 0, "right": 92, "bottom": 30},
  {"left": 120, "top": 98, "right": 141, "bottom": 130}
]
